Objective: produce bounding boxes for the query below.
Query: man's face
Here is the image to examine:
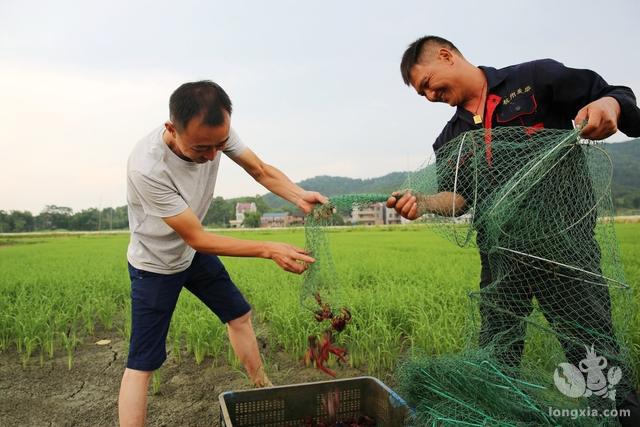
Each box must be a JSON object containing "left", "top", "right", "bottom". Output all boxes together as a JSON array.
[
  {"left": 408, "top": 50, "right": 463, "bottom": 107},
  {"left": 166, "top": 112, "right": 230, "bottom": 163}
]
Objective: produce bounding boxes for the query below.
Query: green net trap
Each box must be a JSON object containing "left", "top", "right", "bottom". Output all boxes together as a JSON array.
[{"left": 301, "top": 126, "right": 636, "bottom": 426}]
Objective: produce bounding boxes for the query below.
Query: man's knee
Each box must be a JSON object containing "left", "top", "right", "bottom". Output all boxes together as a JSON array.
[
  {"left": 227, "top": 310, "right": 252, "bottom": 329},
  {"left": 122, "top": 367, "right": 154, "bottom": 381}
]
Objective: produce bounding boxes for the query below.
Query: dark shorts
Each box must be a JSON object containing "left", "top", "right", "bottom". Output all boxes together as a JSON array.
[{"left": 126, "top": 252, "right": 251, "bottom": 371}]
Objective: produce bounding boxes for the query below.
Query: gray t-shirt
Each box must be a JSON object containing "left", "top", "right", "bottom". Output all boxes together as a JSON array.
[{"left": 127, "top": 126, "right": 247, "bottom": 274}]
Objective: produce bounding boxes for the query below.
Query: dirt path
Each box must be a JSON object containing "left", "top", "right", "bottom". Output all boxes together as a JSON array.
[{"left": 0, "top": 331, "right": 368, "bottom": 426}]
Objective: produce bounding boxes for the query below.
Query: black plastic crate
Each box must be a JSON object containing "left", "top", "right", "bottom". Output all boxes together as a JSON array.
[{"left": 219, "top": 376, "right": 409, "bottom": 426}]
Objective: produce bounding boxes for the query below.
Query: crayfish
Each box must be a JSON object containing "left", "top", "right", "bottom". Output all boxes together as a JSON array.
[
  {"left": 305, "top": 292, "right": 352, "bottom": 377},
  {"left": 304, "top": 331, "right": 348, "bottom": 377},
  {"left": 313, "top": 292, "right": 352, "bottom": 332},
  {"left": 302, "top": 389, "right": 376, "bottom": 426}
]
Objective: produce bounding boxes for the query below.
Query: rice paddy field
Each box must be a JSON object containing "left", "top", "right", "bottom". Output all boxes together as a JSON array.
[{"left": 1, "top": 224, "right": 638, "bottom": 425}]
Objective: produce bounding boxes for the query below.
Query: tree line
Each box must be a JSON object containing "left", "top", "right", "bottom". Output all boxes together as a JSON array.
[
  {"left": 0, "top": 196, "right": 276, "bottom": 233},
  {"left": 0, "top": 205, "right": 130, "bottom": 233}
]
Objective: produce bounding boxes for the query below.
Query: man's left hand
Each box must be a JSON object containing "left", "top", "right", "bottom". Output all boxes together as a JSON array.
[
  {"left": 574, "top": 96, "right": 621, "bottom": 140},
  {"left": 297, "top": 191, "right": 329, "bottom": 214}
]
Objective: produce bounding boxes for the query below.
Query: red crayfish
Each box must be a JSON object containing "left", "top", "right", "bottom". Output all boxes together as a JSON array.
[{"left": 304, "top": 292, "right": 352, "bottom": 377}]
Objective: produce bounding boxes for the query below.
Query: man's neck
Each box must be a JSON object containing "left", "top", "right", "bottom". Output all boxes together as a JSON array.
[
  {"left": 461, "top": 67, "right": 488, "bottom": 117},
  {"left": 162, "top": 128, "right": 192, "bottom": 162}
]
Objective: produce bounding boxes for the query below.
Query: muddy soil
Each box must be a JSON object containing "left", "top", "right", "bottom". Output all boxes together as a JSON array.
[{"left": 0, "top": 328, "right": 371, "bottom": 427}]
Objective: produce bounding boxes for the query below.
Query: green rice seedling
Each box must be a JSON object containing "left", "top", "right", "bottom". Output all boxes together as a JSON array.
[
  {"left": 193, "top": 336, "right": 206, "bottom": 365},
  {"left": 39, "top": 345, "right": 45, "bottom": 367},
  {"left": 226, "top": 345, "right": 241, "bottom": 370},
  {"left": 118, "top": 300, "right": 132, "bottom": 342},
  {"left": 96, "top": 297, "right": 117, "bottom": 330},
  {"left": 80, "top": 301, "right": 95, "bottom": 335},
  {"left": 171, "top": 332, "right": 182, "bottom": 364},
  {"left": 60, "top": 330, "right": 80, "bottom": 370},
  {"left": 43, "top": 328, "right": 55, "bottom": 359},
  {"left": 13, "top": 319, "right": 25, "bottom": 354},
  {"left": 0, "top": 226, "right": 637, "bottom": 387},
  {"left": 151, "top": 370, "right": 161, "bottom": 395},
  {"left": 21, "top": 336, "right": 39, "bottom": 368}
]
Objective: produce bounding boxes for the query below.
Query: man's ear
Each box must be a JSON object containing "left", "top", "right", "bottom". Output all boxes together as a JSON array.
[
  {"left": 165, "top": 121, "right": 177, "bottom": 136},
  {"left": 438, "top": 48, "right": 454, "bottom": 64}
]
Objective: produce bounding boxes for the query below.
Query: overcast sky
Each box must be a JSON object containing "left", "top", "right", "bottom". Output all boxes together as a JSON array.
[{"left": 1, "top": 0, "right": 639, "bottom": 213}]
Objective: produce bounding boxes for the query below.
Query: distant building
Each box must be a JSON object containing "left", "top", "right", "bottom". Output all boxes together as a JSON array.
[
  {"left": 229, "top": 202, "right": 257, "bottom": 228},
  {"left": 290, "top": 211, "right": 306, "bottom": 226},
  {"left": 260, "top": 212, "right": 303, "bottom": 228},
  {"left": 351, "top": 203, "right": 385, "bottom": 225},
  {"left": 351, "top": 202, "right": 409, "bottom": 225},
  {"left": 456, "top": 213, "right": 472, "bottom": 224},
  {"left": 385, "top": 206, "right": 403, "bottom": 225}
]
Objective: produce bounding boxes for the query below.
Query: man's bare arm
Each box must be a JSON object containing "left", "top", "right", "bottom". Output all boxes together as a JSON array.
[
  {"left": 231, "top": 148, "right": 327, "bottom": 214},
  {"left": 163, "top": 207, "right": 314, "bottom": 274}
]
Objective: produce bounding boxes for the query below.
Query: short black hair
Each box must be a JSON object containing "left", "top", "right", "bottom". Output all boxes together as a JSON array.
[
  {"left": 169, "top": 80, "right": 232, "bottom": 132},
  {"left": 400, "top": 36, "right": 461, "bottom": 86}
]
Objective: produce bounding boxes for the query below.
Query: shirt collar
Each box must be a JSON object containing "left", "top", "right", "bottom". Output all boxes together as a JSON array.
[{"left": 479, "top": 65, "right": 508, "bottom": 90}]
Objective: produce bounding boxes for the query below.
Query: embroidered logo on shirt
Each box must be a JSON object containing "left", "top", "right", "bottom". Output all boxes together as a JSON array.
[{"left": 502, "top": 85, "right": 533, "bottom": 105}]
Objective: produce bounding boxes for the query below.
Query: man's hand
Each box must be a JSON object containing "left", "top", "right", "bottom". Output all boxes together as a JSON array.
[
  {"left": 575, "top": 96, "right": 621, "bottom": 140},
  {"left": 386, "top": 191, "right": 422, "bottom": 220},
  {"left": 387, "top": 190, "right": 467, "bottom": 218},
  {"left": 297, "top": 191, "right": 329, "bottom": 214},
  {"left": 265, "top": 242, "right": 315, "bottom": 274}
]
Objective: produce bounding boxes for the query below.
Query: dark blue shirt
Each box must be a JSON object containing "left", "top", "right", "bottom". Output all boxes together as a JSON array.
[{"left": 433, "top": 58, "right": 640, "bottom": 154}]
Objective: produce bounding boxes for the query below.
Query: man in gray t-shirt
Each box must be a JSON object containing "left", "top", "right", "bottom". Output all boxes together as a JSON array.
[{"left": 119, "top": 80, "right": 327, "bottom": 427}]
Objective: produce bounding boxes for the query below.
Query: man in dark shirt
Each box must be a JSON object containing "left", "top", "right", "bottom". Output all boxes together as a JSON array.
[{"left": 388, "top": 35, "right": 640, "bottom": 425}]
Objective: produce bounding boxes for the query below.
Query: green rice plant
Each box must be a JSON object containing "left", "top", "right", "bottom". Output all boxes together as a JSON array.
[
  {"left": 226, "top": 345, "right": 241, "bottom": 370},
  {"left": 171, "top": 294, "right": 228, "bottom": 365},
  {"left": 171, "top": 332, "right": 182, "bottom": 364},
  {"left": 21, "top": 336, "right": 40, "bottom": 368},
  {"left": 151, "top": 370, "right": 161, "bottom": 395},
  {"left": 43, "top": 327, "right": 55, "bottom": 359},
  {"left": 118, "top": 299, "right": 132, "bottom": 342},
  {"left": 81, "top": 305, "right": 95, "bottom": 336},
  {"left": 0, "top": 226, "right": 637, "bottom": 387},
  {"left": 194, "top": 336, "right": 206, "bottom": 365},
  {"left": 60, "top": 330, "right": 80, "bottom": 370},
  {"left": 96, "top": 296, "right": 117, "bottom": 330},
  {"left": 39, "top": 345, "right": 45, "bottom": 367}
]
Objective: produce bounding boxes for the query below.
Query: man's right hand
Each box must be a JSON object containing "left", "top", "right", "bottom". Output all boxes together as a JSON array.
[
  {"left": 387, "top": 190, "right": 466, "bottom": 218},
  {"left": 386, "top": 191, "right": 422, "bottom": 220},
  {"left": 575, "top": 96, "right": 621, "bottom": 140},
  {"left": 265, "top": 242, "right": 315, "bottom": 274}
]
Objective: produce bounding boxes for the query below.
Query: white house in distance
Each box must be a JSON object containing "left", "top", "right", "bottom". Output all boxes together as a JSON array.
[
  {"left": 351, "top": 203, "right": 384, "bottom": 225},
  {"left": 229, "top": 202, "right": 257, "bottom": 228},
  {"left": 260, "top": 212, "right": 304, "bottom": 228},
  {"left": 351, "top": 202, "right": 407, "bottom": 226}
]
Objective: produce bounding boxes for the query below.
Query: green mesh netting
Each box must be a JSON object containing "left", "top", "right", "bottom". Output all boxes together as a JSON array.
[
  {"left": 300, "top": 193, "right": 389, "bottom": 311},
  {"left": 301, "top": 126, "right": 636, "bottom": 426}
]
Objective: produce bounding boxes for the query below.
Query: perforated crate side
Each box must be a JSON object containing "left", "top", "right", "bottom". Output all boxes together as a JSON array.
[{"left": 219, "top": 376, "right": 409, "bottom": 426}]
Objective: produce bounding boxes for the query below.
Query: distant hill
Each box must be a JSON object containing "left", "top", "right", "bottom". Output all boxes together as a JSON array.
[
  {"left": 261, "top": 138, "right": 640, "bottom": 212},
  {"left": 607, "top": 138, "right": 640, "bottom": 210},
  {"left": 262, "top": 172, "right": 410, "bottom": 211}
]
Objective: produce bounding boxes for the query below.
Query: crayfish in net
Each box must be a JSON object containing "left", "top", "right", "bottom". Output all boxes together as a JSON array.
[
  {"left": 304, "top": 292, "right": 352, "bottom": 377},
  {"left": 313, "top": 292, "right": 352, "bottom": 332}
]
